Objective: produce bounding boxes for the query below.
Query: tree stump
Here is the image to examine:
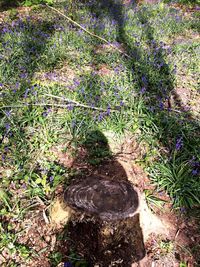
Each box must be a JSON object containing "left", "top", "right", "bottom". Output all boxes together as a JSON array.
[{"left": 63, "top": 176, "right": 146, "bottom": 267}]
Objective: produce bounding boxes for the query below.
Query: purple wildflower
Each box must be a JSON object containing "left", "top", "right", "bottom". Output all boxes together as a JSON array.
[
  {"left": 80, "top": 87, "right": 85, "bottom": 94},
  {"left": 115, "top": 106, "right": 121, "bottom": 111},
  {"left": 149, "top": 106, "right": 155, "bottom": 112},
  {"left": 73, "top": 79, "right": 80, "bottom": 88},
  {"left": 142, "top": 75, "right": 148, "bottom": 86},
  {"left": 2, "top": 27, "right": 9, "bottom": 33},
  {"left": 98, "top": 113, "right": 104, "bottom": 121},
  {"left": 24, "top": 88, "right": 29, "bottom": 98},
  {"left": 114, "top": 91, "right": 119, "bottom": 98},
  {"left": 43, "top": 112, "right": 48, "bottom": 117},
  {"left": 192, "top": 169, "right": 198, "bottom": 176},
  {"left": 43, "top": 108, "right": 52, "bottom": 117},
  {"left": 140, "top": 87, "right": 146, "bottom": 94},
  {"left": 20, "top": 72, "right": 28, "bottom": 79},
  {"left": 182, "top": 106, "right": 190, "bottom": 112},
  {"left": 49, "top": 176, "right": 54, "bottom": 183},
  {"left": 64, "top": 262, "right": 73, "bottom": 267},
  {"left": 120, "top": 101, "right": 124, "bottom": 106},
  {"left": 5, "top": 110, "right": 11, "bottom": 118},
  {"left": 175, "top": 136, "right": 183, "bottom": 151},
  {"left": 5, "top": 123, "right": 10, "bottom": 132},
  {"left": 106, "top": 105, "right": 111, "bottom": 116},
  {"left": 159, "top": 101, "right": 164, "bottom": 110},
  {"left": 95, "top": 95, "right": 100, "bottom": 102},
  {"left": 4, "top": 147, "right": 9, "bottom": 154},
  {"left": 71, "top": 120, "right": 76, "bottom": 128},
  {"left": 22, "top": 183, "right": 27, "bottom": 189},
  {"left": 67, "top": 104, "right": 74, "bottom": 111}
]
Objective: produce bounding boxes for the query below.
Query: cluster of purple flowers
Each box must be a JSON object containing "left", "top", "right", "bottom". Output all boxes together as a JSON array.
[
  {"left": 23, "top": 84, "right": 38, "bottom": 98},
  {"left": 64, "top": 262, "right": 73, "bottom": 267},
  {"left": 175, "top": 136, "right": 183, "bottom": 151},
  {"left": 42, "top": 108, "right": 52, "bottom": 117},
  {"left": 189, "top": 157, "right": 200, "bottom": 176},
  {"left": 1, "top": 146, "right": 10, "bottom": 162}
]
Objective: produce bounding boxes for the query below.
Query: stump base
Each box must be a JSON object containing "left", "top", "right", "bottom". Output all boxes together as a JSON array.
[{"left": 67, "top": 214, "right": 145, "bottom": 267}]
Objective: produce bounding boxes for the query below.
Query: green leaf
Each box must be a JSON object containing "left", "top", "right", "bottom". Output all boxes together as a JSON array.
[{"left": 35, "top": 178, "right": 42, "bottom": 184}]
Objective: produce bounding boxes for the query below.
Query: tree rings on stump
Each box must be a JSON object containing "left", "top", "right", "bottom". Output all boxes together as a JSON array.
[{"left": 64, "top": 176, "right": 139, "bottom": 221}]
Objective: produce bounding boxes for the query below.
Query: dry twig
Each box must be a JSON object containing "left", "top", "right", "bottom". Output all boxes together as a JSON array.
[{"left": 45, "top": 4, "right": 131, "bottom": 59}]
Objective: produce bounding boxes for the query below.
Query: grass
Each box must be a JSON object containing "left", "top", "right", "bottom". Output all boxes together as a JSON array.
[{"left": 0, "top": 0, "right": 200, "bottom": 265}]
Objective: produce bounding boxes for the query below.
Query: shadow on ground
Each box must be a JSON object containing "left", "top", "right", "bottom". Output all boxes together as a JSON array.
[{"left": 51, "top": 130, "right": 146, "bottom": 267}]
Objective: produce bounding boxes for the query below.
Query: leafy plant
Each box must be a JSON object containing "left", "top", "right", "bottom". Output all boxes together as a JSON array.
[
  {"left": 144, "top": 189, "right": 167, "bottom": 209},
  {"left": 159, "top": 240, "right": 174, "bottom": 255},
  {"left": 149, "top": 156, "right": 200, "bottom": 208}
]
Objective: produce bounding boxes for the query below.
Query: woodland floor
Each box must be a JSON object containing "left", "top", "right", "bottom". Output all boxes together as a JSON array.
[{"left": 0, "top": 1, "right": 200, "bottom": 266}]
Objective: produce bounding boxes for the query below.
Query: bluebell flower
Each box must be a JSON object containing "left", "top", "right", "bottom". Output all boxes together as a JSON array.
[
  {"left": 5, "top": 123, "right": 10, "bottom": 132},
  {"left": 20, "top": 73, "right": 28, "bottom": 79},
  {"left": 5, "top": 110, "right": 11, "bottom": 118},
  {"left": 80, "top": 87, "right": 85, "bottom": 94},
  {"left": 106, "top": 106, "right": 111, "bottom": 116},
  {"left": 175, "top": 136, "right": 183, "bottom": 151},
  {"left": 15, "top": 82, "right": 20, "bottom": 89},
  {"left": 73, "top": 79, "right": 80, "bottom": 86},
  {"left": 120, "top": 101, "right": 124, "bottom": 106},
  {"left": 49, "top": 176, "right": 54, "bottom": 183},
  {"left": 140, "top": 87, "right": 146, "bottom": 94},
  {"left": 71, "top": 120, "right": 76, "bottom": 128},
  {"left": 192, "top": 169, "right": 198, "bottom": 176},
  {"left": 159, "top": 101, "right": 164, "bottom": 110},
  {"left": 43, "top": 112, "right": 48, "bottom": 117},
  {"left": 67, "top": 104, "right": 74, "bottom": 111},
  {"left": 24, "top": 88, "right": 29, "bottom": 98},
  {"left": 4, "top": 147, "right": 9, "bottom": 152},
  {"left": 98, "top": 113, "right": 104, "bottom": 121},
  {"left": 2, "top": 27, "right": 9, "bottom": 33},
  {"left": 64, "top": 262, "right": 73, "bottom": 267},
  {"left": 148, "top": 106, "right": 155, "bottom": 112}
]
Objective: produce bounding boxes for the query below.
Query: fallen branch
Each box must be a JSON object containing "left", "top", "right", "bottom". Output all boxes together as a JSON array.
[
  {"left": 0, "top": 101, "right": 117, "bottom": 112},
  {"left": 45, "top": 4, "right": 131, "bottom": 59},
  {"left": 43, "top": 93, "right": 117, "bottom": 112}
]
